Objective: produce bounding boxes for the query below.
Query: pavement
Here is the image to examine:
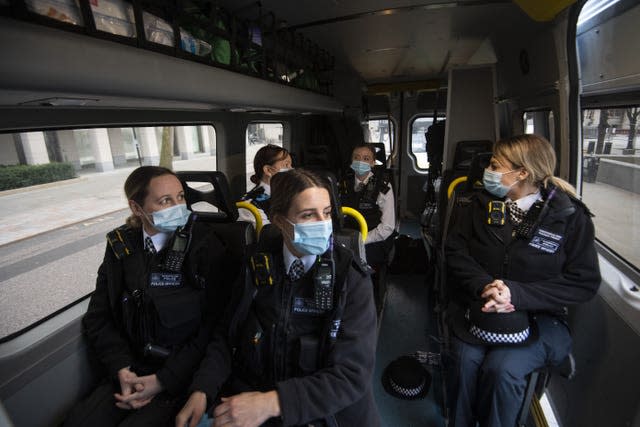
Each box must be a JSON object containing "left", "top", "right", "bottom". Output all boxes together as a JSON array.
[{"left": 0, "top": 155, "right": 218, "bottom": 247}]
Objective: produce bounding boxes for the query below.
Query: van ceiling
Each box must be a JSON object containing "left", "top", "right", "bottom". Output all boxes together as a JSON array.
[{"left": 222, "top": 0, "right": 547, "bottom": 85}]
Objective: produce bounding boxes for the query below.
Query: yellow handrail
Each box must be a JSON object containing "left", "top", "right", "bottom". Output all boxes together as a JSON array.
[
  {"left": 447, "top": 176, "right": 467, "bottom": 199},
  {"left": 235, "top": 201, "right": 263, "bottom": 236},
  {"left": 341, "top": 206, "right": 368, "bottom": 242}
]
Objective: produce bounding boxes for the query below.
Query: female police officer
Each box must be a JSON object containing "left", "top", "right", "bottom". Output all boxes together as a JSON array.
[
  {"left": 65, "top": 166, "right": 229, "bottom": 427},
  {"left": 177, "top": 168, "right": 380, "bottom": 427},
  {"left": 238, "top": 144, "right": 293, "bottom": 228},
  {"left": 445, "top": 135, "right": 601, "bottom": 427}
]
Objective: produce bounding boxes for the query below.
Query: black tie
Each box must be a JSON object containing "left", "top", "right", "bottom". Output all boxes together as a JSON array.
[
  {"left": 288, "top": 258, "right": 304, "bottom": 282},
  {"left": 144, "top": 236, "right": 156, "bottom": 254},
  {"left": 506, "top": 201, "right": 526, "bottom": 225}
]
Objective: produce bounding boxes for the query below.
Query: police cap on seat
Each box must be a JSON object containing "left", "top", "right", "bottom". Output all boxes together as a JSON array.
[
  {"left": 381, "top": 356, "right": 431, "bottom": 400},
  {"left": 451, "top": 300, "right": 536, "bottom": 346}
]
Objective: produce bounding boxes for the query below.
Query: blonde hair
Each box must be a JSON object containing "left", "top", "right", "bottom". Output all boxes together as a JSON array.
[{"left": 493, "top": 134, "right": 576, "bottom": 197}]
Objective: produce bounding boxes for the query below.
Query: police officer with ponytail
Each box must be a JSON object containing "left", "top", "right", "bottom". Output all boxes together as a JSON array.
[
  {"left": 177, "top": 168, "right": 380, "bottom": 427},
  {"left": 445, "top": 135, "right": 600, "bottom": 427},
  {"left": 65, "top": 166, "right": 230, "bottom": 427},
  {"left": 239, "top": 144, "right": 293, "bottom": 228}
]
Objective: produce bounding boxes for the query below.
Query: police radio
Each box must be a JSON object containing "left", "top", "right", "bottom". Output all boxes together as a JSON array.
[
  {"left": 162, "top": 214, "right": 194, "bottom": 272},
  {"left": 487, "top": 201, "right": 506, "bottom": 226},
  {"left": 314, "top": 257, "right": 335, "bottom": 311}
]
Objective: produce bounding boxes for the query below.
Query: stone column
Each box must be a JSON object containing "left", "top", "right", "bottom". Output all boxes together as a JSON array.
[
  {"left": 175, "top": 126, "right": 194, "bottom": 160},
  {"left": 107, "top": 128, "right": 127, "bottom": 167},
  {"left": 19, "top": 132, "right": 50, "bottom": 165},
  {"left": 88, "top": 129, "right": 114, "bottom": 172},
  {"left": 0, "top": 134, "right": 20, "bottom": 165},
  {"left": 206, "top": 126, "right": 217, "bottom": 155},
  {"left": 136, "top": 127, "right": 160, "bottom": 165},
  {"left": 199, "top": 126, "right": 212, "bottom": 155},
  {"left": 55, "top": 130, "right": 81, "bottom": 170}
]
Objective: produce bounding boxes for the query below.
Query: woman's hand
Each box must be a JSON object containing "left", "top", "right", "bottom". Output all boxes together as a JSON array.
[
  {"left": 114, "top": 373, "right": 163, "bottom": 409},
  {"left": 115, "top": 367, "right": 141, "bottom": 410},
  {"left": 213, "top": 391, "right": 280, "bottom": 427},
  {"left": 481, "top": 280, "right": 515, "bottom": 313},
  {"left": 176, "top": 391, "right": 208, "bottom": 427}
]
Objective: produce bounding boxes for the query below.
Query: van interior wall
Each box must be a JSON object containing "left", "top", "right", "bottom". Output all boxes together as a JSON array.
[
  {"left": 551, "top": 292, "right": 640, "bottom": 427},
  {"left": 443, "top": 66, "right": 498, "bottom": 170}
]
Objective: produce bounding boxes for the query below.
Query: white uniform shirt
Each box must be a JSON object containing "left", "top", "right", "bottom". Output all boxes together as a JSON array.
[
  {"left": 283, "top": 242, "right": 316, "bottom": 276},
  {"left": 354, "top": 172, "right": 396, "bottom": 244},
  {"left": 143, "top": 229, "right": 170, "bottom": 252}
]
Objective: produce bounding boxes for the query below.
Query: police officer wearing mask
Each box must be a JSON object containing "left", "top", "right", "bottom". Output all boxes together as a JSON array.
[
  {"left": 177, "top": 168, "right": 380, "bottom": 427},
  {"left": 445, "top": 135, "right": 600, "bottom": 427},
  {"left": 239, "top": 144, "right": 293, "bottom": 228},
  {"left": 340, "top": 143, "right": 395, "bottom": 310},
  {"left": 65, "top": 166, "right": 230, "bottom": 427}
]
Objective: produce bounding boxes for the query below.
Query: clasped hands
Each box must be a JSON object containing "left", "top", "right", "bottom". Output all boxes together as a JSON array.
[
  {"left": 175, "top": 390, "right": 280, "bottom": 427},
  {"left": 114, "top": 367, "right": 163, "bottom": 410},
  {"left": 481, "top": 279, "right": 515, "bottom": 313}
]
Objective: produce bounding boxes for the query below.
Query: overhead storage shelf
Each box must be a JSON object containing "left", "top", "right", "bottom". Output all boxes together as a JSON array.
[{"left": 1, "top": 0, "right": 335, "bottom": 96}]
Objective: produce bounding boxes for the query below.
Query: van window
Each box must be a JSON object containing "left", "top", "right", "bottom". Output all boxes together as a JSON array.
[
  {"left": 0, "top": 125, "right": 217, "bottom": 340},
  {"left": 364, "top": 119, "right": 395, "bottom": 160},
  {"left": 411, "top": 116, "right": 445, "bottom": 170},
  {"left": 523, "top": 111, "right": 553, "bottom": 143},
  {"left": 580, "top": 107, "right": 640, "bottom": 269},
  {"left": 245, "top": 122, "right": 284, "bottom": 189}
]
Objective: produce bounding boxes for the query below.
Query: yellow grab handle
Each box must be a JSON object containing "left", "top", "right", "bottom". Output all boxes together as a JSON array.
[
  {"left": 447, "top": 176, "right": 467, "bottom": 199},
  {"left": 236, "top": 201, "right": 263, "bottom": 236},
  {"left": 341, "top": 206, "right": 368, "bottom": 242}
]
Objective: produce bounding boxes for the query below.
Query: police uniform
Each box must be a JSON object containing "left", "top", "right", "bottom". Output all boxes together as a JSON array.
[
  {"left": 189, "top": 232, "right": 380, "bottom": 427},
  {"left": 238, "top": 182, "right": 271, "bottom": 227},
  {"left": 340, "top": 169, "right": 395, "bottom": 267},
  {"left": 444, "top": 185, "right": 601, "bottom": 427},
  {"left": 64, "top": 223, "right": 230, "bottom": 427}
]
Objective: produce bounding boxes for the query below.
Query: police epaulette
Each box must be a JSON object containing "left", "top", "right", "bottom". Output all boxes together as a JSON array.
[
  {"left": 351, "top": 255, "right": 372, "bottom": 276},
  {"left": 568, "top": 194, "right": 593, "bottom": 217},
  {"left": 106, "top": 225, "right": 134, "bottom": 260},
  {"left": 243, "top": 186, "right": 265, "bottom": 201}
]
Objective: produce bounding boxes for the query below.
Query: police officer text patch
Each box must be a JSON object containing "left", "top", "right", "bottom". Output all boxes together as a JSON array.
[
  {"left": 292, "top": 297, "right": 324, "bottom": 315},
  {"left": 149, "top": 272, "right": 182, "bottom": 287},
  {"left": 528, "top": 228, "right": 562, "bottom": 254}
]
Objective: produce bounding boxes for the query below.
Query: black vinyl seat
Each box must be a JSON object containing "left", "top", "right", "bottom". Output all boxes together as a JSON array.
[{"left": 176, "top": 170, "right": 255, "bottom": 268}]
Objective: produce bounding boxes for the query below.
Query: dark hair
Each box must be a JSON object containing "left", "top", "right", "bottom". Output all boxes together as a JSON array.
[
  {"left": 352, "top": 143, "right": 376, "bottom": 159},
  {"left": 124, "top": 166, "right": 178, "bottom": 228},
  {"left": 251, "top": 144, "right": 290, "bottom": 184},
  {"left": 269, "top": 168, "right": 330, "bottom": 219}
]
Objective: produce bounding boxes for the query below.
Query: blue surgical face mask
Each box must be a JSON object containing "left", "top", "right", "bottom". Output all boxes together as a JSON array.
[
  {"left": 482, "top": 169, "right": 517, "bottom": 198},
  {"left": 286, "top": 218, "right": 333, "bottom": 256},
  {"left": 149, "top": 204, "right": 191, "bottom": 233},
  {"left": 350, "top": 160, "right": 372, "bottom": 176}
]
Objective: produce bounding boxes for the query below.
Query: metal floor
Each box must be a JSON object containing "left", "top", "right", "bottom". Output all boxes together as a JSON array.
[{"left": 373, "top": 272, "right": 446, "bottom": 427}]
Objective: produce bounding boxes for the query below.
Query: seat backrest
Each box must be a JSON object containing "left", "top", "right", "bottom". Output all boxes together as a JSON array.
[
  {"left": 452, "top": 140, "right": 493, "bottom": 172},
  {"left": 367, "top": 142, "right": 387, "bottom": 166},
  {"left": 176, "top": 170, "right": 254, "bottom": 265},
  {"left": 176, "top": 171, "right": 239, "bottom": 222}
]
